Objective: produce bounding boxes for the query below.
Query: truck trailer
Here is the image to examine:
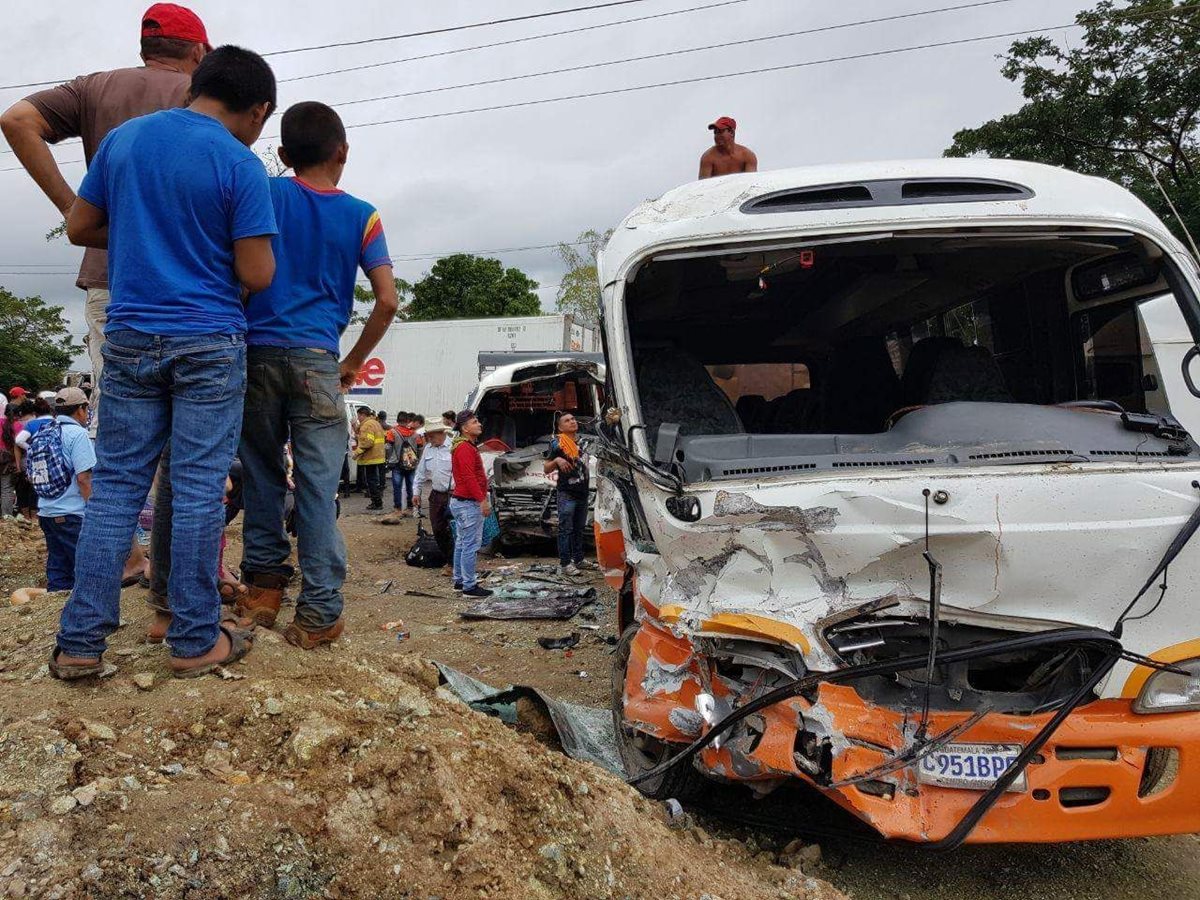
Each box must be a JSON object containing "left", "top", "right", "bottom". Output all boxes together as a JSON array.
[{"left": 339, "top": 314, "right": 600, "bottom": 419}]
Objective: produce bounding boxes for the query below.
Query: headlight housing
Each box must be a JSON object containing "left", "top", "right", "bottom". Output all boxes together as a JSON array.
[{"left": 1134, "top": 658, "right": 1200, "bottom": 714}]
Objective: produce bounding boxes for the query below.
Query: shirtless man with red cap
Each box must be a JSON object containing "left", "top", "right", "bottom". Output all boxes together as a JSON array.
[{"left": 698, "top": 116, "right": 758, "bottom": 179}]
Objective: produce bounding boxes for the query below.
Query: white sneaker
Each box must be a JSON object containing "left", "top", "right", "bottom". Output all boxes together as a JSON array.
[{"left": 560, "top": 563, "right": 581, "bottom": 577}]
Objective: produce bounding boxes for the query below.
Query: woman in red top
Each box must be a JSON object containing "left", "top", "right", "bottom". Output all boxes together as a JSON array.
[{"left": 449, "top": 410, "right": 492, "bottom": 597}]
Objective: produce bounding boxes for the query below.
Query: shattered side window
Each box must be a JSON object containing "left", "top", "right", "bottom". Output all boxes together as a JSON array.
[
  {"left": 1076, "top": 304, "right": 1146, "bottom": 412},
  {"left": 943, "top": 298, "right": 994, "bottom": 351}
]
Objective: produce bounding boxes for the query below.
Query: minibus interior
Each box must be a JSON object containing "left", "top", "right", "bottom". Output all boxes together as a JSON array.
[{"left": 622, "top": 229, "right": 1199, "bottom": 481}]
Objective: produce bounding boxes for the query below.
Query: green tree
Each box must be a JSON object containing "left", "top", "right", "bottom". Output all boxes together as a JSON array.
[
  {"left": 0, "top": 288, "right": 82, "bottom": 390},
  {"left": 946, "top": 0, "right": 1200, "bottom": 246},
  {"left": 407, "top": 254, "right": 542, "bottom": 321},
  {"left": 555, "top": 228, "right": 613, "bottom": 326},
  {"left": 351, "top": 276, "right": 412, "bottom": 325}
]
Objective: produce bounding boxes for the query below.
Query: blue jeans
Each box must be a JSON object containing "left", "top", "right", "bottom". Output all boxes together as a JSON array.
[
  {"left": 40, "top": 514, "right": 82, "bottom": 591},
  {"left": 391, "top": 467, "right": 415, "bottom": 510},
  {"left": 556, "top": 491, "right": 589, "bottom": 566},
  {"left": 450, "top": 497, "right": 484, "bottom": 589},
  {"left": 239, "top": 347, "right": 347, "bottom": 629},
  {"left": 56, "top": 330, "right": 246, "bottom": 659}
]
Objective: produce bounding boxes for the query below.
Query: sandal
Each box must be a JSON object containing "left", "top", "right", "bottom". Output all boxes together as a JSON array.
[
  {"left": 49, "top": 647, "right": 107, "bottom": 681},
  {"left": 169, "top": 624, "right": 255, "bottom": 679},
  {"left": 147, "top": 610, "right": 255, "bottom": 644}
]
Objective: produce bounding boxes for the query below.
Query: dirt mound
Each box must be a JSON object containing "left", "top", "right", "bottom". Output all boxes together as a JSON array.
[
  {"left": 0, "top": 593, "right": 844, "bottom": 899},
  {"left": 0, "top": 518, "right": 45, "bottom": 587}
]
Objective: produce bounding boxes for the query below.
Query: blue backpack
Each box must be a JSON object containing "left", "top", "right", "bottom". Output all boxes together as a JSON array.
[{"left": 24, "top": 420, "right": 76, "bottom": 501}]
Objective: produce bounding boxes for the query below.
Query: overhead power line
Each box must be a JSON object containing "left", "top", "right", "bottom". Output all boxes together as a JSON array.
[
  {"left": 332, "top": 0, "right": 1024, "bottom": 109},
  {"left": 0, "top": 0, "right": 657, "bottom": 89},
  {"left": 261, "top": 0, "right": 654, "bottom": 57},
  {"left": 3, "top": 2, "right": 1193, "bottom": 174},
  {"left": 338, "top": 25, "right": 1087, "bottom": 130},
  {"left": 0, "top": 0, "right": 749, "bottom": 157},
  {"left": 0, "top": 240, "right": 585, "bottom": 272},
  {"left": 0, "top": 21, "right": 1079, "bottom": 174},
  {"left": 278, "top": 0, "right": 750, "bottom": 84}
]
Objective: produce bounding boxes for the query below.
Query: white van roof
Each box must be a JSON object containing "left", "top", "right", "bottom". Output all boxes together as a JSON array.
[{"left": 599, "top": 158, "right": 1186, "bottom": 285}]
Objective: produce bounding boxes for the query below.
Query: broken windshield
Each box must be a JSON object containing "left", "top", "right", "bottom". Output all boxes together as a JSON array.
[{"left": 622, "top": 229, "right": 1198, "bottom": 481}]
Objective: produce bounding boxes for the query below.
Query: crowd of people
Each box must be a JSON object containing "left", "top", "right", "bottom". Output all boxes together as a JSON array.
[{"left": 1, "top": 4, "right": 617, "bottom": 683}]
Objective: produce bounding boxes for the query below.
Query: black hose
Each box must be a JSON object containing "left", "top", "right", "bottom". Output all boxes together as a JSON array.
[
  {"left": 919, "top": 652, "right": 1118, "bottom": 851},
  {"left": 628, "top": 626, "right": 1119, "bottom": 788},
  {"left": 626, "top": 627, "right": 1124, "bottom": 849}
]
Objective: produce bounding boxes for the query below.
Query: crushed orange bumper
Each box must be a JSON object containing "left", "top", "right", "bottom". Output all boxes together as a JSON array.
[{"left": 622, "top": 622, "right": 1200, "bottom": 843}]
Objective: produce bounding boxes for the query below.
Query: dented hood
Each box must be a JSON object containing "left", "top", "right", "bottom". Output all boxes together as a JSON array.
[{"left": 632, "top": 461, "right": 1200, "bottom": 673}]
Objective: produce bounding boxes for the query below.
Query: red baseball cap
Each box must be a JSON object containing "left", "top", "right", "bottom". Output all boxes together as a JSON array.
[
  {"left": 708, "top": 116, "right": 737, "bottom": 131},
  {"left": 141, "top": 4, "right": 212, "bottom": 51},
  {"left": 8, "top": 386, "right": 27, "bottom": 398}
]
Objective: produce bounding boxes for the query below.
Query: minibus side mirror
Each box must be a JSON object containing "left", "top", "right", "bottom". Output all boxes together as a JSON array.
[{"left": 1183, "top": 346, "right": 1200, "bottom": 398}]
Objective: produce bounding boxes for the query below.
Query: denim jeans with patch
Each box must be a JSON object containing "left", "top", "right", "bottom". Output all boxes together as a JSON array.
[
  {"left": 450, "top": 497, "right": 484, "bottom": 589},
  {"left": 56, "top": 330, "right": 246, "bottom": 659},
  {"left": 239, "top": 347, "right": 347, "bottom": 630}
]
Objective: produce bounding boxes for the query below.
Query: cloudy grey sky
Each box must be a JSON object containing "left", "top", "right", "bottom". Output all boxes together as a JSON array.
[{"left": 0, "top": 0, "right": 1092, "bottom": 366}]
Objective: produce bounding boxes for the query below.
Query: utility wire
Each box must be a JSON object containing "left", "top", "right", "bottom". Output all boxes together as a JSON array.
[
  {"left": 0, "top": 0, "right": 658, "bottom": 89},
  {"left": 0, "top": 23, "right": 1088, "bottom": 174},
  {"left": 4, "top": 2, "right": 1193, "bottom": 173},
  {"left": 0, "top": 240, "right": 585, "bottom": 272},
  {"left": 260, "top": 0, "right": 654, "bottom": 57},
  {"left": 331, "top": 0, "right": 1024, "bottom": 109},
  {"left": 279, "top": 0, "right": 752, "bottom": 84},
  {"left": 336, "top": 24, "right": 1091, "bottom": 132},
  {"left": 0, "top": 0, "right": 749, "bottom": 158}
]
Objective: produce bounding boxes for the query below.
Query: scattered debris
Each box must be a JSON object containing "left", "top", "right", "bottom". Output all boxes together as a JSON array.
[
  {"left": 537, "top": 633, "right": 581, "bottom": 650},
  {"left": 461, "top": 581, "right": 598, "bottom": 620},
  {"left": 264, "top": 697, "right": 284, "bottom": 715}
]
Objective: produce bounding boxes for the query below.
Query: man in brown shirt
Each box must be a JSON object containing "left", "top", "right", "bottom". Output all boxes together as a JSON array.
[
  {"left": 1, "top": 3, "right": 210, "bottom": 586},
  {"left": 698, "top": 116, "right": 758, "bottom": 179},
  {"left": 1, "top": 3, "right": 210, "bottom": 430}
]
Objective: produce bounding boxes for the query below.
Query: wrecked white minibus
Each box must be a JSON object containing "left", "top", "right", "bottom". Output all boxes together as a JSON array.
[
  {"left": 594, "top": 160, "right": 1200, "bottom": 845},
  {"left": 467, "top": 356, "right": 604, "bottom": 548}
]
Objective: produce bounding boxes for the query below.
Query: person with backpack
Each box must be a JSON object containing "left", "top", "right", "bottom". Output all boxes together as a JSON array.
[
  {"left": 27, "top": 388, "right": 95, "bottom": 590},
  {"left": 386, "top": 413, "right": 423, "bottom": 517}
]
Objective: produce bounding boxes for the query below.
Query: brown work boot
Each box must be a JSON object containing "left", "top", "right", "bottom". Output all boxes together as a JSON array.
[
  {"left": 236, "top": 573, "right": 289, "bottom": 628},
  {"left": 282, "top": 617, "right": 345, "bottom": 650}
]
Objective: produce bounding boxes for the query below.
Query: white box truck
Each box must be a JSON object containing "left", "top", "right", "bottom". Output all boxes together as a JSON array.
[{"left": 339, "top": 313, "right": 601, "bottom": 418}]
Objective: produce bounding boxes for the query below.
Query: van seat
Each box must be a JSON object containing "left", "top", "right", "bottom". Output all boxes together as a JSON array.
[
  {"left": 925, "top": 345, "right": 1013, "bottom": 404},
  {"left": 636, "top": 348, "right": 744, "bottom": 444}
]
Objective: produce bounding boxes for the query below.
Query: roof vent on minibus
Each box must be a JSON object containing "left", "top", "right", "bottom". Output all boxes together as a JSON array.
[
  {"left": 899, "top": 179, "right": 1029, "bottom": 200},
  {"left": 741, "top": 178, "right": 1033, "bottom": 214}
]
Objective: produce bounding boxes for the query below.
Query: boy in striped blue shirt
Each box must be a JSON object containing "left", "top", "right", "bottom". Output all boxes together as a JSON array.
[{"left": 236, "top": 101, "right": 398, "bottom": 648}]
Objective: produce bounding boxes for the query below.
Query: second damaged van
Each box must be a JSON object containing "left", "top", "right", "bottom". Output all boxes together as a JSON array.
[
  {"left": 468, "top": 356, "right": 604, "bottom": 548},
  {"left": 595, "top": 160, "right": 1200, "bottom": 845}
]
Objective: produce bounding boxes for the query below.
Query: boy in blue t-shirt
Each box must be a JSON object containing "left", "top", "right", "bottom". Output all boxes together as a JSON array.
[
  {"left": 236, "top": 101, "right": 398, "bottom": 648},
  {"left": 53, "top": 46, "right": 279, "bottom": 681}
]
